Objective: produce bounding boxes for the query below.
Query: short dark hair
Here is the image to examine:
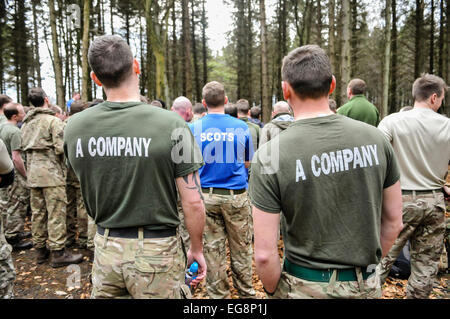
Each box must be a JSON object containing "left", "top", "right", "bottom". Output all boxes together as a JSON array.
[
  {"left": 202, "top": 81, "right": 225, "bottom": 107},
  {"left": 348, "top": 79, "right": 366, "bottom": 95},
  {"left": 193, "top": 103, "right": 206, "bottom": 114},
  {"left": 282, "top": 45, "right": 332, "bottom": 99},
  {"left": 236, "top": 99, "right": 250, "bottom": 114},
  {"left": 88, "top": 35, "right": 134, "bottom": 88},
  {"left": 412, "top": 73, "right": 448, "bottom": 102},
  {"left": 150, "top": 100, "right": 163, "bottom": 108},
  {"left": 50, "top": 105, "right": 62, "bottom": 114},
  {"left": 225, "top": 103, "right": 238, "bottom": 118},
  {"left": 250, "top": 106, "right": 261, "bottom": 119},
  {"left": 3, "top": 102, "right": 19, "bottom": 120},
  {"left": 28, "top": 87, "right": 47, "bottom": 107},
  {"left": 156, "top": 99, "right": 166, "bottom": 109},
  {"left": 0, "top": 95, "right": 12, "bottom": 110},
  {"left": 70, "top": 100, "right": 88, "bottom": 115}
]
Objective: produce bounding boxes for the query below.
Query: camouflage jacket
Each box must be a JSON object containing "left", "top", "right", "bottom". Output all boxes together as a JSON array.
[
  {"left": 259, "top": 112, "right": 294, "bottom": 147},
  {"left": 21, "top": 107, "right": 66, "bottom": 187}
]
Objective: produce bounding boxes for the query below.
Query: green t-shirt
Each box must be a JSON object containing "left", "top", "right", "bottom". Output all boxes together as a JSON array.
[
  {"left": 64, "top": 101, "right": 203, "bottom": 230},
  {"left": 249, "top": 114, "right": 400, "bottom": 269},
  {"left": 0, "top": 122, "right": 22, "bottom": 157},
  {"left": 337, "top": 95, "right": 380, "bottom": 127}
]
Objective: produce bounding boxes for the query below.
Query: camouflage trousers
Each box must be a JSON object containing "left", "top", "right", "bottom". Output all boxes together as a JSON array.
[
  {"left": 1, "top": 171, "right": 29, "bottom": 240},
  {"left": 203, "top": 190, "right": 255, "bottom": 299},
  {"left": 66, "top": 185, "right": 95, "bottom": 250},
  {"left": 378, "top": 191, "right": 446, "bottom": 299},
  {"left": 30, "top": 186, "right": 67, "bottom": 251},
  {"left": 0, "top": 218, "right": 15, "bottom": 299},
  {"left": 268, "top": 268, "right": 381, "bottom": 299},
  {"left": 91, "top": 229, "right": 191, "bottom": 299}
]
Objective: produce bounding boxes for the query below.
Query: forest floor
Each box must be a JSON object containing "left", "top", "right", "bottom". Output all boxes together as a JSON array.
[{"left": 11, "top": 222, "right": 449, "bottom": 299}]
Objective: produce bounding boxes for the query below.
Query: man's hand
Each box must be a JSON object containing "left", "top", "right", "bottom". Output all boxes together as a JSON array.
[{"left": 186, "top": 249, "right": 207, "bottom": 288}]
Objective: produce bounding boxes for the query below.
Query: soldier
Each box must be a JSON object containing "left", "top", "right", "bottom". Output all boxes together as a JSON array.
[
  {"left": 66, "top": 92, "right": 80, "bottom": 113},
  {"left": 236, "top": 99, "right": 260, "bottom": 152},
  {"left": 259, "top": 101, "right": 293, "bottom": 147},
  {"left": 0, "top": 139, "right": 15, "bottom": 298},
  {"left": 249, "top": 45, "right": 403, "bottom": 299},
  {"left": 63, "top": 101, "right": 95, "bottom": 258},
  {"left": 377, "top": 74, "right": 450, "bottom": 299},
  {"left": 192, "top": 103, "right": 207, "bottom": 122},
  {"left": 0, "top": 95, "right": 12, "bottom": 125},
  {"left": 171, "top": 96, "right": 194, "bottom": 123},
  {"left": 0, "top": 103, "right": 32, "bottom": 250},
  {"left": 64, "top": 35, "right": 206, "bottom": 299},
  {"left": 337, "top": 79, "right": 380, "bottom": 127},
  {"left": 21, "top": 87, "right": 83, "bottom": 267},
  {"left": 249, "top": 107, "right": 264, "bottom": 128},
  {"left": 224, "top": 103, "right": 238, "bottom": 118},
  {"left": 189, "top": 81, "right": 256, "bottom": 299}
]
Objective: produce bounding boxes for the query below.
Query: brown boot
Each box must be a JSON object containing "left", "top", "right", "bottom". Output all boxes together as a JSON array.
[
  {"left": 50, "top": 249, "right": 84, "bottom": 268},
  {"left": 36, "top": 247, "right": 50, "bottom": 264}
]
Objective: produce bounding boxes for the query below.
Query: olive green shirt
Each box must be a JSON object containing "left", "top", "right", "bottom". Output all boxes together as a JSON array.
[
  {"left": 337, "top": 95, "right": 380, "bottom": 127},
  {"left": 64, "top": 101, "right": 204, "bottom": 230},
  {"left": 249, "top": 114, "right": 400, "bottom": 269},
  {"left": 0, "top": 123, "right": 22, "bottom": 157},
  {"left": 241, "top": 117, "right": 260, "bottom": 152}
]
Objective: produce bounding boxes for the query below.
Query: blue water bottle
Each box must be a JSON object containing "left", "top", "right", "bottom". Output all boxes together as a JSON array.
[{"left": 185, "top": 261, "right": 199, "bottom": 289}]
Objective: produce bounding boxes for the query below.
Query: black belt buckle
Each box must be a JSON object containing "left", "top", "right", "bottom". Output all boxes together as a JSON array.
[{"left": 97, "top": 226, "right": 176, "bottom": 239}]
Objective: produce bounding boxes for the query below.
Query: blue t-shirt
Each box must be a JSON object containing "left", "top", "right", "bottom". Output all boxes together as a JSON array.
[
  {"left": 189, "top": 113, "right": 253, "bottom": 189},
  {"left": 67, "top": 99, "right": 74, "bottom": 112}
]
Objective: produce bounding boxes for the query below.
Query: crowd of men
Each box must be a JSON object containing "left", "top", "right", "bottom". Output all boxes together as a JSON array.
[{"left": 0, "top": 34, "right": 449, "bottom": 299}]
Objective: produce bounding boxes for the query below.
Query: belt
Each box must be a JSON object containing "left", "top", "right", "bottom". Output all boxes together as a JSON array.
[
  {"left": 201, "top": 187, "right": 246, "bottom": 195},
  {"left": 97, "top": 226, "right": 176, "bottom": 239},
  {"left": 284, "top": 259, "right": 373, "bottom": 282},
  {"left": 402, "top": 189, "right": 440, "bottom": 195}
]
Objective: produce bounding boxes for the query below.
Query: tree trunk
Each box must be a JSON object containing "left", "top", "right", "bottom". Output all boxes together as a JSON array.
[
  {"left": 0, "top": 0, "right": 5, "bottom": 93},
  {"left": 340, "top": 0, "right": 351, "bottom": 103},
  {"left": 316, "top": 0, "right": 323, "bottom": 47},
  {"left": 389, "top": 0, "right": 398, "bottom": 113},
  {"left": 415, "top": 0, "right": 424, "bottom": 78},
  {"left": 191, "top": 1, "right": 201, "bottom": 102},
  {"left": 81, "top": 0, "right": 90, "bottom": 102},
  {"left": 438, "top": 0, "right": 444, "bottom": 76},
  {"left": 328, "top": 0, "right": 336, "bottom": 77},
  {"left": 32, "top": 0, "right": 42, "bottom": 88},
  {"left": 260, "top": 0, "right": 270, "bottom": 123},
  {"left": 246, "top": 0, "right": 253, "bottom": 104},
  {"left": 110, "top": 0, "right": 114, "bottom": 34},
  {"left": 49, "top": 0, "right": 65, "bottom": 107},
  {"left": 171, "top": 5, "right": 178, "bottom": 98},
  {"left": 181, "top": 0, "right": 192, "bottom": 100},
  {"left": 15, "top": 0, "right": 29, "bottom": 106},
  {"left": 430, "top": 0, "right": 435, "bottom": 73},
  {"left": 201, "top": 0, "right": 208, "bottom": 85},
  {"left": 382, "top": 0, "right": 391, "bottom": 118},
  {"left": 350, "top": 0, "right": 358, "bottom": 77}
]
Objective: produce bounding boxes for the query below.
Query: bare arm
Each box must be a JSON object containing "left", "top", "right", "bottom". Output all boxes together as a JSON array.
[
  {"left": 253, "top": 206, "right": 281, "bottom": 293},
  {"left": 12, "top": 150, "right": 26, "bottom": 178},
  {"left": 380, "top": 181, "right": 403, "bottom": 257},
  {"left": 176, "top": 171, "right": 207, "bottom": 287}
]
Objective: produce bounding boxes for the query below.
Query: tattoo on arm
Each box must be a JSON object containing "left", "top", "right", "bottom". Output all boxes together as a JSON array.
[{"left": 182, "top": 171, "right": 204, "bottom": 201}]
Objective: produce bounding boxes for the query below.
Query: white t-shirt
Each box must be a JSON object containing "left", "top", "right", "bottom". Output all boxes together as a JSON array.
[{"left": 378, "top": 107, "right": 450, "bottom": 190}]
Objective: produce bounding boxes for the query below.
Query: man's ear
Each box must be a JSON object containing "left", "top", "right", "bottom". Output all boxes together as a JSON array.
[
  {"left": 133, "top": 59, "right": 141, "bottom": 75},
  {"left": 329, "top": 76, "right": 336, "bottom": 95},
  {"left": 91, "top": 71, "right": 102, "bottom": 87},
  {"left": 224, "top": 96, "right": 229, "bottom": 105},
  {"left": 282, "top": 81, "right": 291, "bottom": 101}
]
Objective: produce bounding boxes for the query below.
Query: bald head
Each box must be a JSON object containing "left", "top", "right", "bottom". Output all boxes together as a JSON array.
[
  {"left": 171, "top": 96, "right": 193, "bottom": 122},
  {"left": 272, "top": 101, "right": 291, "bottom": 116}
]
